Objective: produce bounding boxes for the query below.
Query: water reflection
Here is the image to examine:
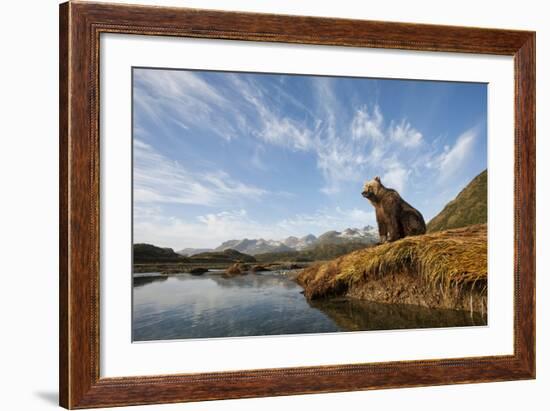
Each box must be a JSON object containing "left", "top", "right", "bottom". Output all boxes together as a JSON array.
[
  {"left": 133, "top": 275, "right": 168, "bottom": 288},
  {"left": 202, "top": 271, "right": 300, "bottom": 290},
  {"left": 309, "top": 298, "right": 487, "bottom": 331},
  {"left": 132, "top": 272, "right": 486, "bottom": 341},
  {"left": 133, "top": 273, "right": 339, "bottom": 341}
]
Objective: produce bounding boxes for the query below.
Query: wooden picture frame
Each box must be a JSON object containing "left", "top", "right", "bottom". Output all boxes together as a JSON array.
[{"left": 59, "top": 1, "right": 535, "bottom": 408}]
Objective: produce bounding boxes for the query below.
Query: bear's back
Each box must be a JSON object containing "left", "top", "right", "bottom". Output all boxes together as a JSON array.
[{"left": 379, "top": 187, "right": 402, "bottom": 205}]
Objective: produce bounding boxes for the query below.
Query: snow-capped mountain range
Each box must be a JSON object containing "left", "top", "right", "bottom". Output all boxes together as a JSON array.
[{"left": 177, "top": 226, "right": 378, "bottom": 256}]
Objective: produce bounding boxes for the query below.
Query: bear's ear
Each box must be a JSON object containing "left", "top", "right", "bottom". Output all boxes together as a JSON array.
[{"left": 374, "top": 176, "right": 381, "bottom": 183}]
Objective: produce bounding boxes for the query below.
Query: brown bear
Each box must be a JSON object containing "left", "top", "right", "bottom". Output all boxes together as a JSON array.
[{"left": 361, "top": 176, "right": 426, "bottom": 243}]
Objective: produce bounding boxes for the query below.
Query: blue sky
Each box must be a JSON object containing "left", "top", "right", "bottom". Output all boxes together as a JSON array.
[{"left": 133, "top": 68, "right": 487, "bottom": 249}]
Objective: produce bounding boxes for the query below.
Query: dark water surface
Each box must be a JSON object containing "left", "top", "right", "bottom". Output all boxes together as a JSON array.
[{"left": 132, "top": 272, "right": 487, "bottom": 341}]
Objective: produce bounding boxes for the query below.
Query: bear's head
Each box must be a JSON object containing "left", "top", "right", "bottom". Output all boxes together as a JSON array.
[{"left": 362, "top": 176, "right": 383, "bottom": 200}]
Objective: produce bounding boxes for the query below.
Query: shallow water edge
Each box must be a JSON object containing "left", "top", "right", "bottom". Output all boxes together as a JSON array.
[{"left": 132, "top": 271, "right": 487, "bottom": 342}]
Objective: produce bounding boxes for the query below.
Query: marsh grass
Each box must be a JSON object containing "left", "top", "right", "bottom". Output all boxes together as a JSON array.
[{"left": 297, "top": 224, "right": 487, "bottom": 308}]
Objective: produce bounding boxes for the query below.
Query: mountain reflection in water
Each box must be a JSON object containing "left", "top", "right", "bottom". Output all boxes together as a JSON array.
[{"left": 132, "top": 272, "right": 486, "bottom": 341}]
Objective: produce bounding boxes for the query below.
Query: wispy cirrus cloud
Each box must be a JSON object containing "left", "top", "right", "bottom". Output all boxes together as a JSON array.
[
  {"left": 134, "top": 69, "right": 244, "bottom": 141},
  {"left": 309, "top": 78, "right": 424, "bottom": 195},
  {"left": 135, "top": 69, "right": 427, "bottom": 195},
  {"left": 351, "top": 105, "right": 384, "bottom": 141},
  {"left": 228, "top": 74, "right": 316, "bottom": 151},
  {"left": 135, "top": 69, "right": 481, "bottom": 200},
  {"left": 381, "top": 158, "right": 411, "bottom": 193},
  {"left": 388, "top": 119, "right": 423, "bottom": 147},
  {"left": 432, "top": 126, "right": 479, "bottom": 182},
  {"left": 134, "top": 139, "right": 266, "bottom": 207}
]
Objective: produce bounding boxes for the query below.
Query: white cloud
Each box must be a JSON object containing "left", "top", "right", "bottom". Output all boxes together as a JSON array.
[
  {"left": 135, "top": 69, "right": 227, "bottom": 107},
  {"left": 381, "top": 159, "right": 410, "bottom": 193},
  {"left": 277, "top": 207, "right": 376, "bottom": 233},
  {"left": 435, "top": 127, "right": 478, "bottom": 182},
  {"left": 134, "top": 206, "right": 377, "bottom": 249},
  {"left": 134, "top": 139, "right": 266, "bottom": 207},
  {"left": 134, "top": 69, "right": 475, "bottom": 199},
  {"left": 134, "top": 69, "right": 243, "bottom": 141},
  {"left": 351, "top": 105, "right": 384, "bottom": 141},
  {"left": 229, "top": 74, "right": 315, "bottom": 151},
  {"left": 134, "top": 208, "right": 260, "bottom": 249},
  {"left": 307, "top": 79, "right": 424, "bottom": 195},
  {"left": 233, "top": 76, "right": 403, "bottom": 200},
  {"left": 388, "top": 119, "right": 423, "bottom": 147},
  {"left": 170, "top": 118, "right": 189, "bottom": 130},
  {"left": 260, "top": 116, "right": 314, "bottom": 151}
]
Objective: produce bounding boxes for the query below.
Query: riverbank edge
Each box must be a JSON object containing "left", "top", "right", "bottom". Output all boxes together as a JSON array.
[
  {"left": 298, "top": 269, "right": 487, "bottom": 314},
  {"left": 296, "top": 225, "right": 488, "bottom": 314}
]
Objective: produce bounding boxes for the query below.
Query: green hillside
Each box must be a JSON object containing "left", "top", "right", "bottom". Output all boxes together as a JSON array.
[
  {"left": 133, "top": 243, "right": 187, "bottom": 263},
  {"left": 427, "top": 169, "right": 487, "bottom": 233},
  {"left": 133, "top": 244, "right": 256, "bottom": 266}
]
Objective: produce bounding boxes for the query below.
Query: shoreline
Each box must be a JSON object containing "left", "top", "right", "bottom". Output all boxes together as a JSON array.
[
  {"left": 132, "top": 270, "right": 487, "bottom": 328},
  {"left": 132, "top": 267, "right": 303, "bottom": 279},
  {"left": 133, "top": 261, "right": 312, "bottom": 275},
  {"left": 133, "top": 225, "right": 488, "bottom": 317}
]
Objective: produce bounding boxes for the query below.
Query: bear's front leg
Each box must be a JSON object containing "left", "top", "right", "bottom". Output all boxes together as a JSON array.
[
  {"left": 387, "top": 231, "right": 400, "bottom": 242},
  {"left": 376, "top": 212, "right": 388, "bottom": 244},
  {"left": 386, "top": 215, "right": 402, "bottom": 242}
]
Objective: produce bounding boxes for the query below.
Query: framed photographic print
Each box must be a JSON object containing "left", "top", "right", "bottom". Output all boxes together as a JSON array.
[{"left": 59, "top": 1, "right": 535, "bottom": 409}]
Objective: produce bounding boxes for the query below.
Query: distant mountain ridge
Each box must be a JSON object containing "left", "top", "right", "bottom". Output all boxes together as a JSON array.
[
  {"left": 177, "top": 226, "right": 378, "bottom": 256},
  {"left": 177, "top": 248, "right": 213, "bottom": 257},
  {"left": 317, "top": 227, "right": 378, "bottom": 245},
  {"left": 427, "top": 169, "right": 487, "bottom": 232}
]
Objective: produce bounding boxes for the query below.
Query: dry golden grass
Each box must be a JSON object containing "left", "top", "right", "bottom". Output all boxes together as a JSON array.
[{"left": 297, "top": 224, "right": 487, "bottom": 301}]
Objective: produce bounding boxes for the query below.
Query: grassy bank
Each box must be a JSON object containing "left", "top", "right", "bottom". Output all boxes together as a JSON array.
[{"left": 297, "top": 224, "right": 487, "bottom": 313}]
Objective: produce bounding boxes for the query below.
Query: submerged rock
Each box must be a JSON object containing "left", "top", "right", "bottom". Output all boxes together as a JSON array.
[
  {"left": 224, "top": 262, "right": 250, "bottom": 276},
  {"left": 188, "top": 267, "right": 208, "bottom": 275}
]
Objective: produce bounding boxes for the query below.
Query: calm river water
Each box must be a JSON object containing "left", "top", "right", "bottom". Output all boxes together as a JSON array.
[{"left": 132, "top": 272, "right": 486, "bottom": 341}]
